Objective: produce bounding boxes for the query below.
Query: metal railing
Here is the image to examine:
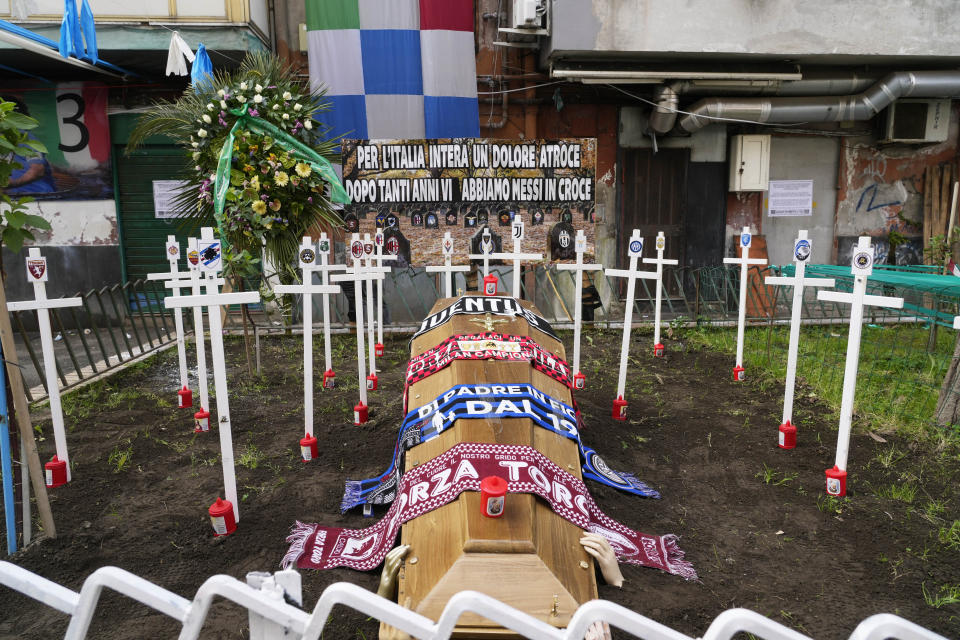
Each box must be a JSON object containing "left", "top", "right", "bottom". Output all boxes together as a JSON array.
[{"left": 0, "top": 561, "right": 948, "bottom": 640}]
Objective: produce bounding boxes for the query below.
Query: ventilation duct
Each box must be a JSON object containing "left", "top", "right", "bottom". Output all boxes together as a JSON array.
[
  {"left": 648, "top": 84, "right": 679, "bottom": 133},
  {"left": 677, "top": 70, "right": 960, "bottom": 133}
]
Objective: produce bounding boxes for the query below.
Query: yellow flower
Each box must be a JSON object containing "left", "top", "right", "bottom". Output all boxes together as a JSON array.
[
  {"left": 295, "top": 162, "right": 312, "bottom": 178},
  {"left": 252, "top": 200, "right": 267, "bottom": 214},
  {"left": 249, "top": 176, "right": 260, "bottom": 191},
  {"left": 274, "top": 171, "right": 289, "bottom": 187}
]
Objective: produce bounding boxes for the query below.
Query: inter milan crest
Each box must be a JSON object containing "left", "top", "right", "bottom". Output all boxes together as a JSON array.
[
  {"left": 628, "top": 237, "right": 643, "bottom": 258},
  {"left": 351, "top": 240, "right": 364, "bottom": 259},
  {"left": 425, "top": 211, "right": 439, "bottom": 229},
  {"left": 26, "top": 257, "right": 47, "bottom": 282}
]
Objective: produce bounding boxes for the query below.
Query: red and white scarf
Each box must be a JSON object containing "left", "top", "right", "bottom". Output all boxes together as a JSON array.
[{"left": 283, "top": 442, "right": 696, "bottom": 580}]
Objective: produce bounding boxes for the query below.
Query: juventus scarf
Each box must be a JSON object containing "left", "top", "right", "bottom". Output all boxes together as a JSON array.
[
  {"left": 341, "top": 384, "right": 659, "bottom": 511},
  {"left": 285, "top": 443, "right": 696, "bottom": 580},
  {"left": 411, "top": 295, "right": 558, "bottom": 342},
  {"left": 406, "top": 332, "right": 572, "bottom": 390}
]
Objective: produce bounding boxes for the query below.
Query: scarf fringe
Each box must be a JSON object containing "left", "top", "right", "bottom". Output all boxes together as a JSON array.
[
  {"left": 661, "top": 534, "right": 698, "bottom": 581},
  {"left": 618, "top": 472, "right": 661, "bottom": 499},
  {"left": 340, "top": 482, "right": 365, "bottom": 513},
  {"left": 281, "top": 521, "right": 316, "bottom": 569}
]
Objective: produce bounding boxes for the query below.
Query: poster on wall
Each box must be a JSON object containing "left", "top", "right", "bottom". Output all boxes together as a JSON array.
[
  {"left": 767, "top": 180, "right": 813, "bottom": 217},
  {"left": 1, "top": 83, "right": 112, "bottom": 200},
  {"left": 341, "top": 138, "right": 596, "bottom": 266}
]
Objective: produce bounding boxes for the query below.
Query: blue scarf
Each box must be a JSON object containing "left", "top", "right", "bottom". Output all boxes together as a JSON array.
[{"left": 341, "top": 384, "right": 659, "bottom": 511}]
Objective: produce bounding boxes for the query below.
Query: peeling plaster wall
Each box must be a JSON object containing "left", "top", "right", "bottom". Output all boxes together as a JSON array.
[
  {"left": 549, "top": 0, "right": 960, "bottom": 59},
  {"left": 24, "top": 199, "right": 119, "bottom": 246}
]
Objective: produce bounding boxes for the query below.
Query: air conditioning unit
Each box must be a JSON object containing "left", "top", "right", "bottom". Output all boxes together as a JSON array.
[
  {"left": 512, "top": 0, "right": 542, "bottom": 28},
  {"left": 882, "top": 99, "right": 951, "bottom": 143}
]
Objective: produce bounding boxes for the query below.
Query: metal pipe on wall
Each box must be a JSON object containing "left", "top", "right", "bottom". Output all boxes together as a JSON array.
[{"left": 677, "top": 70, "right": 960, "bottom": 133}]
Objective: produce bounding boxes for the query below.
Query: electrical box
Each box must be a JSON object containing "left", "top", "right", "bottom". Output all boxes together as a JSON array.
[
  {"left": 512, "top": 0, "right": 542, "bottom": 28},
  {"left": 882, "top": 99, "right": 950, "bottom": 144},
  {"left": 729, "top": 134, "right": 770, "bottom": 192}
]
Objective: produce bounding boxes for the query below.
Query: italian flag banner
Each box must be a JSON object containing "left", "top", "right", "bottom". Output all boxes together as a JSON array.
[{"left": 305, "top": 0, "right": 481, "bottom": 140}]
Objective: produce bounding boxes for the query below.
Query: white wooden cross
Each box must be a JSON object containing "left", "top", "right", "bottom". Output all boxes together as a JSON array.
[
  {"left": 426, "top": 232, "right": 470, "bottom": 298},
  {"left": 642, "top": 231, "right": 679, "bottom": 356},
  {"left": 330, "top": 234, "right": 385, "bottom": 422},
  {"left": 468, "top": 226, "right": 497, "bottom": 281},
  {"left": 164, "top": 227, "right": 261, "bottom": 522},
  {"left": 7, "top": 248, "right": 82, "bottom": 481},
  {"left": 146, "top": 235, "right": 190, "bottom": 404},
  {"left": 764, "top": 230, "right": 835, "bottom": 446},
  {"left": 816, "top": 236, "right": 903, "bottom": 495},
  {"left": 604, "top": 229, "right": 659, "bottom": 419},
  {"left": 487, "top": 219, "right": 543, "bottom": 298},
  {"left": 556, "top": 230, "right": 603, "bottom": 389},
  {"left": 273, "top": 237, "right": 340, "bottom": 449},
  {"left": 372, "top": 230, "right": 398, "bottom": 356},
  {"left": 361, "top": 233, "right": 391, "bottom": 387},
  {"left": 312, "top": 233, "right": 345, "bottom": 386},
  {"left": 723, "top": 226, "right": 768, "bottom": 380}
]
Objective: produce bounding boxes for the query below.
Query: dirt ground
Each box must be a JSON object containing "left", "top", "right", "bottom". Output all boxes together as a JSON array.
[{"left": 1, "top": 324, "right": 959, "bottom": 639}]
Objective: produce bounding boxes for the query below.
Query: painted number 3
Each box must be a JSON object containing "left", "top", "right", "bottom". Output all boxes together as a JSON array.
[{"left": 56, "top": 93, "right": 89, "bottom": 153}]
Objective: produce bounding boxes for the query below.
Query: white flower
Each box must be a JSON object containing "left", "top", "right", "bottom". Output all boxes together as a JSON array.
[
  {"left": 239, "top": 81, "right": 248, "bottom": 90},
  {"left": 192, "top": 151, "right": 200, "bottom": 160},
  {"left": 255, "top": 84, "right": 263, "bottom": 92},
  {"left": 237, "top": 95, "right": 246, "bottom": 103},
  {"left": 217, "top": 89, "right": 225, "bottom": 97},
  {"left": 197, "top": 128, "right": 208, "bottom": 138},
  {"left": 282, "top": 113, "right": 289, "bottom": 120},
  {"left": 283, "top": 91, "right": 292, "bottom": 100},
  {"left": 293, "top": 103, "right": 302, "bottom": 111},
  {"left": 272, "top": 103, "right": 279, "bottom": 110},
  {"left": 253, "top": 94, "right": 263, "bottom": 103},
  {"left": 202, "top": 114, "right": 212, "bottom": 124},
  {"left": 206, "top": 103, "right": 215, "bottom": 111},
  {"left": 220, "top": 100, "right": 228, "bottom": 109},
  {"left": 192, "top": 141, "right": 199, "bottom": 148},
  {"left": 304, "top": 120, "right": 313, "bottom": 130},
  {"left": 195, "top": 165, "right": 202, "bottom": 171}
]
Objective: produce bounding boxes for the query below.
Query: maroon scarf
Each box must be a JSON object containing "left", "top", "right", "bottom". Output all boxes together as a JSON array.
[{"left": 283, "top": 442, "right": 696, "bottom": 580}]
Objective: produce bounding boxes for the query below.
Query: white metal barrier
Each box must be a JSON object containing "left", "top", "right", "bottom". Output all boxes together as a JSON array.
[{"left": 0, "top": 561, "right": 949, "bottom": 640}]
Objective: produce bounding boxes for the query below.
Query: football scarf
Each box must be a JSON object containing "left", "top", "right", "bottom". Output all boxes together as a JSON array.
[
  {"left": 340, "top": 384, "right": 659, "bottom": 511},
  {"left": 411, "top": 295, "right": 558, "bottom": 342},
  {"left": 285, "top": 442, "right": 696, "bottom": 580},
  {"left": 406, "top": 332, "right": 572, "bottom": 390}
]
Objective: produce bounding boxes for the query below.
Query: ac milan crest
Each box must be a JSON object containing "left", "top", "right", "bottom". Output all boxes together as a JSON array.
[
  {"left": 385, "top": 237, "right": 400, "bottom": 256},
  {"left": 351, "top": 241, "right": 364, "bottom": 259},
  {"left": 26, "top": 257, "right": 47, "bottom": 282}
]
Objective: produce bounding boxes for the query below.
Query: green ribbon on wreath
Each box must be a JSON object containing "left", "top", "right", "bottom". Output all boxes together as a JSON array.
[{"left": 213, "top": 104, "right": 350, "bottom": 222}]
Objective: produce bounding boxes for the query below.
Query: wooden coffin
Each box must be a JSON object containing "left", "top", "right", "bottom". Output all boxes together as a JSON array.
[{"left": 381, "top": 294, "right": 598, "bottom": 638}]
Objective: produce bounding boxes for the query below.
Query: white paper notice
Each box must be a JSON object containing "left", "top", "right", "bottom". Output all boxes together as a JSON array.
[
  {"left": 153, "top": 180, "right": 189, "bottom": 219},
  {"left": 768, "top": 180, "right": 813, "bottom": 217}
]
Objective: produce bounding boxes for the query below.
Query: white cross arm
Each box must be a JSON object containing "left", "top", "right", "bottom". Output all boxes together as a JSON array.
[
  {"left": 164, "top": 291, "right": 261, "bottom": 309},
  {"left": 642, "top": 257, "right": 679, "bottom": 266},
  {"left": 7, "top": 297, "right": 82, "bottom": 312},
  {"left": 487, "top": 252, "right": 543, "bottom": 262},
  {"left": 330, "top": 271, "right": 385, "bottom": 283},
  {"left": 765, "top": 276, "right": 836, "bottom": 288},
  {"left": 274, "top": 283, "right": 341, "bottom": 295},
  {"left": 817, "top": 290, "right": 904, "bottom": 309},
  {"left": 313, "top": 263, "right": 348, "bottom": 272},
  {"left": 425, "top": 265, "right": 471, "bottom": 273},
  {"left": 955, "top": 316, "right": 960, "bottom": 330},
  {"left": 604, "top": 267, "right": 659, "bottom": 280},
  {"left": 147, "top": 271, "right": 194, "bottom": 281},
  {"left": 556, "top": 262, "right": 603, "bottom": 272},
  {"left": 376, "top": 255, "right": 399, "bottom": 262},
  {"left": 165, "top": 277, "right": 225, "bottom": 289},
  {"left": 723, "top": 257, "right": 768, "bottom": 265}
]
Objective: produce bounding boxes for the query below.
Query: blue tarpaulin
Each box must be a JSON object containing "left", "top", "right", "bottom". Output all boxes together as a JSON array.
[{"left": 190, "top": 43, "right": 213, "bottom": 87}]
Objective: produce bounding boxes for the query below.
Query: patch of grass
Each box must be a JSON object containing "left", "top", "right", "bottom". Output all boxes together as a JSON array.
[
  {"left": 876, "top": 483, "right": 917, "bottom": 503},
  {"left": 937, "top": 520, "right": 960, "bottom": 550},
  {"left": 108, "top": 441, "right": 133, "bottom": 473},
  {"left": 922, "top": 499, "right": 946, "bottom": 523},
  {"left": 922, "top": 582, "right": 960, "bottom": 608},
  {"left": 816, "top": 494, "right": 844, "bottom": 515},
  {"left": 755, "top": 463, "right": 798, "bottom": 486},
  {"left": 875, "top": 446, "right": 906, "bottom": 469},
  {"left": 237, "top": 443, "right": 265, "bottom": 470}
]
